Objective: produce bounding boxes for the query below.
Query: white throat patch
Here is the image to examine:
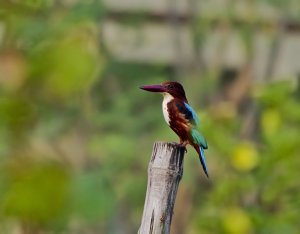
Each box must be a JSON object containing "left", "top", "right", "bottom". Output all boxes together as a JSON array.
[{"left": 162, "top": 93, "right": 174, "bottom": 125}]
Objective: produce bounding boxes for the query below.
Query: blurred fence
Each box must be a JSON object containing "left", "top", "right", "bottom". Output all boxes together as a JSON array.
[{"left": 102, "top": 0, "right": 300, "bottom": 82}]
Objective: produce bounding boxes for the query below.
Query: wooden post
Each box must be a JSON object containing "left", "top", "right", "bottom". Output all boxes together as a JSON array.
[{"left": 139, "top": 141, "right": 185, "bottom": 234}]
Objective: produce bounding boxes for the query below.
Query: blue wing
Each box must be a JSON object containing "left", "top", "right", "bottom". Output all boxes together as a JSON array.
[
  {"left": 175, "top": 101, "right": 200, "bottom": 126},
  {"left": 184, "top": 102, "right": 200, "bottom": 125},
  {"left": 175, "top": 100, "right": 208, "bottom": 149}
]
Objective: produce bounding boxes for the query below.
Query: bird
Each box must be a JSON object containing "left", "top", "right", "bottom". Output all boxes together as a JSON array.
[{"left": 140, "top": 81, "right": 209, "bottom": 177}]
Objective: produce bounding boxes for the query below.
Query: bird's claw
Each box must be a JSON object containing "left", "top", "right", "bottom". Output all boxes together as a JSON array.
[{"left": 179, "top": 143, "right": 188, "bottom": 153}]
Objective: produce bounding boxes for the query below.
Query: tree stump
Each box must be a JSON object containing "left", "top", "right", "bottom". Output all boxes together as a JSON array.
[{"left": 139, "top": 141, "right": 185, "bottom": 234}]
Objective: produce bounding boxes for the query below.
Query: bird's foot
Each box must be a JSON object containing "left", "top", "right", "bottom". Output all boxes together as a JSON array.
[{"left": 179, "top": 142, "right": 188, "bottom": 153}]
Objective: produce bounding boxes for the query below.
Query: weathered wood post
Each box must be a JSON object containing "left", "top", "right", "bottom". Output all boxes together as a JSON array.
[{"left": 139, "top": 141, "right": 185, "bottom": 234}]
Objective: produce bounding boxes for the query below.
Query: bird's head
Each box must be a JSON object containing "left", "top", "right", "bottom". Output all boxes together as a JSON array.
[{"left": 140, "top": 81, "right": 187, "bottom": 101}]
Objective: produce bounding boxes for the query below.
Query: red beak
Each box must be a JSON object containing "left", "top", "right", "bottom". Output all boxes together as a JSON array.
[{"left": 140, "top": 84, "right": 166, "bottom": 93}]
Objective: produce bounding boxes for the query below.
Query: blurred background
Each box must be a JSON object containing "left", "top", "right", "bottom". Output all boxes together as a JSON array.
[{"left": 1, "top": 0, "right": 300, "bottom": 233}]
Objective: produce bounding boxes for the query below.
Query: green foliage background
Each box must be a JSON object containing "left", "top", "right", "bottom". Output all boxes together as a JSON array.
[{"left": 0, "top": 1, "right": 300, "bottom": 233}]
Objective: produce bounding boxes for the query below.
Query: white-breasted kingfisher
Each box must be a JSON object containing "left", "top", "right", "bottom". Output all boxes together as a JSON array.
[{"left": 140, "top": 81, "right": 209, "bottom": 177}]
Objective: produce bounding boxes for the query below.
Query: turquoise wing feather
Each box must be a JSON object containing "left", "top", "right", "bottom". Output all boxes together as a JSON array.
[{"left": 191, "top": 128, "right": 208, "bottom": 149}]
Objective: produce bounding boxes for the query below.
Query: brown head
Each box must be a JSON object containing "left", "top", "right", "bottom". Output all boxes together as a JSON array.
[{"left": 140, "top": 81, "right": 187, "bottom": 101}]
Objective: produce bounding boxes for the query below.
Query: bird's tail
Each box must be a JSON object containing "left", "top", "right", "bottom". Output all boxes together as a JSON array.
[{"left": 194, "top": 145, "right": 209, "bottom": 177}]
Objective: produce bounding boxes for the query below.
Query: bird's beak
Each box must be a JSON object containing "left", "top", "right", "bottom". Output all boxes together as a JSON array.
[{"left": 140, "top": 84, "right": 166, "bottom": 93}]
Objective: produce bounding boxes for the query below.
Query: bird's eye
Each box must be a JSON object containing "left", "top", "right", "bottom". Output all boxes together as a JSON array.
[{"left": 168, "top": 85, "right": 174, "bottom": 90}]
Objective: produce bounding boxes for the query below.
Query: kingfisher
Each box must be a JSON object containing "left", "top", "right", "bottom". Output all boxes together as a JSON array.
[{"left": 140, "top": 81, "right": 209, "bottom": 177}]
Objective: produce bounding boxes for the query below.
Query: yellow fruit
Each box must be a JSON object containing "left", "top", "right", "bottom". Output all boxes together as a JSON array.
[
  {"left": 261, "top": 108, "right": 281, "bottom": 136},
  {"left": 231, "top": 142, "right": 259, "bottom": 172},
  {"left": 222, "top": 208, "right": 253, "bottom": 234}
]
